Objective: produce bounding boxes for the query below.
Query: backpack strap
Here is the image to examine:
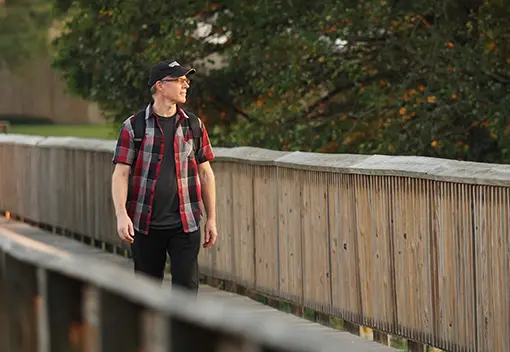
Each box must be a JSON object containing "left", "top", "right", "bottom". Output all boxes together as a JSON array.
[
  {"left": 132, "top": 109, "right": 146, "bottom": 163},
  {"left": 184, "top": 110, "right": 202, "bottom": 156},
  {"left": 132, "top": 107, "right": 201, "bottom": 161}
]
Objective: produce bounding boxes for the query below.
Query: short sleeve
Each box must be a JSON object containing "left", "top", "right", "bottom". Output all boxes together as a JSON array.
[
  {"left": 195, "top": 119, "right": 215, "bottom": 164},
  {"left": 112, "top": 120, "right": 135, "bottom": 166}
]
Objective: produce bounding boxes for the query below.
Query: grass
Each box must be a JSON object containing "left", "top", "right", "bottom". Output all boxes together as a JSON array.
[{"left": 7, "top": 124, "right": 118, "bottom": 140}]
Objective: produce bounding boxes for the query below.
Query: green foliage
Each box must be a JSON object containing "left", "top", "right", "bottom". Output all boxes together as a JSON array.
[
  {"left": 51, "top": 0, "right": 510, "bottom": 163},
  {"left": 0, "top": 0, "right": 54, "bottom": 68}
]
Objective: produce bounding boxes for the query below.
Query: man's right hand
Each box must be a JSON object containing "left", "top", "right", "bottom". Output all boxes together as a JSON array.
[{"left": 117, "top": 213, "right": 134, "bottom": 243}]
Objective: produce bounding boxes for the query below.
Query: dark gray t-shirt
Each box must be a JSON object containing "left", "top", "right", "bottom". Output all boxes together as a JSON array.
[{"left": 150, "top": 113, "right": 181, "bottom": 229}]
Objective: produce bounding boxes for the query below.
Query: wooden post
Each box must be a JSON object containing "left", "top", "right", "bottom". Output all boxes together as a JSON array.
[
  {"left": 290, "top": 303, "right": 304, "bottom": 318},
  {"left": 41, "top": 269, "right": 84, "bottom": 352},
  {"left": 82, "top": 286, "right": 100, "bottom": 352},
  {"left": 267, "top": 296, "right": 280, "bottom": 310},
  {"left": 407, "top": 340, "right": 425, "bottom": 352},
  {"left": 0, "top": 250, "right": 9, "bottom": 352},
  {"left": 142, "top": 310, "right": 169, "bottom": 352},
  {"left": 314, "top": 312, "right": 330, "bottom": 326},
  {"left": 373, "top": 330, "right": 389, "bottom": 345},
  {"left": 99, "top": 288, "right": 142, "bottom": 352},
  {"left": 169, "top": 314, "right": 249, "bottom": 351},
  {"left": 343, "top": 320, "right": 360, "bottom": 336},
  {"left": 0, "top": 121, "right": 9, "bottom": 134},
  {"left": 4, "top": 254, "right": 38, "bottom": 352}
]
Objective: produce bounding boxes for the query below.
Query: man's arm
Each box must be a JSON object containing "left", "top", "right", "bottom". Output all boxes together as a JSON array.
[
  {"left": 193, "top": 116, "right": 217, "bottom": 247},
  {"left": 112, "top": 163, "right": 130, "bottom": 217},
  {"left": 111, "top": 163, "right": 135, "bottom": 243},
  {"left": 198, "top": 161, "right": 216, "bottom": 221},
  {"left": 111, "top": 120, "right": 135, "bottom": 242},
  {"left": 198, "top": 161, "right": 217, "bottom": 247}
]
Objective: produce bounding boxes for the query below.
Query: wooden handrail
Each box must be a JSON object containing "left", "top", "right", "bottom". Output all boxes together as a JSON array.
[{"left": 0, "top": 222, "right": 341, "bottom": 352}]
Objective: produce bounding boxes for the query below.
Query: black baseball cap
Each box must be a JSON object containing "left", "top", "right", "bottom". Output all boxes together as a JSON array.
[{"left": 148, "top": 60, "right": 196, "bottom": 88}]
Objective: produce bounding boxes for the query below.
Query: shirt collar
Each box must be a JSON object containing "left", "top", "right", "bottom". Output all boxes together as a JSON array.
[{"left": 145, "top": 102, "right": 189, "bottom": 120}]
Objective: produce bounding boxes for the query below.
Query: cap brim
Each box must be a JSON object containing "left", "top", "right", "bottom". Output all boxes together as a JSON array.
[
  {"left": 169, "top": 67, "right": 196, "bottom": 77},
  {"left": 185, "top": 68, "right": 196, "bottom": 76}
]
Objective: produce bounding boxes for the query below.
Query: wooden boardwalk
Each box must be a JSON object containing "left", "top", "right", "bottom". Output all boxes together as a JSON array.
[{"left": 0, "top": 217, "right": 398, "bottom": 352}]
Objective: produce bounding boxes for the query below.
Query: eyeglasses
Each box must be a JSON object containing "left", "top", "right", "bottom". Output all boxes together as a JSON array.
[{"left": 161, "top": 77, "right": 191, "bottom": 85}]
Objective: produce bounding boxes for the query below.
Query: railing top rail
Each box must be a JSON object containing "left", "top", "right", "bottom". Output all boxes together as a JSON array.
[
  {"left": 1, "top": 134, "right": 510, "bottom": 186},
  {"left": 0, "top": 134, "right": 116, "bottom": 152}
]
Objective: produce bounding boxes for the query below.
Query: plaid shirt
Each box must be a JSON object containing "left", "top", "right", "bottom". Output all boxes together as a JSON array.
[{"left": 112, "top": 103, "right": 215, "bottom": 235}]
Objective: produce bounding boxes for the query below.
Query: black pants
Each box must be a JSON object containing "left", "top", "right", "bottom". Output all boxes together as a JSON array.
[{"left": 131, "top": 225, "right": 201, "bottom": 293}]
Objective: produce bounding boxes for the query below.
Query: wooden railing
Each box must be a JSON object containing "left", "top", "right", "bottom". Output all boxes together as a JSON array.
[
  {"left": 0, "top": 134, "right": 509, "bottom": 352},
  {"left": 0, "top": 219, "right": 338, "bottom": 352}
]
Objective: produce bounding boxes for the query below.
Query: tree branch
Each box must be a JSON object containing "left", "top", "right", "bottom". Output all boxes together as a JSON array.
[
  {"left": 282, "top": 72, "right": 393, "bottom": 127},
  {"left": 207, "top": 95, "right": 258, "bottom": 123}
]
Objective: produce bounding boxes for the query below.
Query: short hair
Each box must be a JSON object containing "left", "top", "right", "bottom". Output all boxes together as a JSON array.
[{"left": 150, "top": 83, "right": 157, "bottom": 96}]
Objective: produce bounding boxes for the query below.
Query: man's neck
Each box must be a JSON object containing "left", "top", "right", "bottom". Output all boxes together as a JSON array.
[{"left": 152, "top": 98, "right": 177, "bottom": 117}]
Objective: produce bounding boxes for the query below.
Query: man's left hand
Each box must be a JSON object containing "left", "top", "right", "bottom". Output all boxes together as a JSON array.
[{"left": 203, "top": 219, "right": 218, "bottom": 248}]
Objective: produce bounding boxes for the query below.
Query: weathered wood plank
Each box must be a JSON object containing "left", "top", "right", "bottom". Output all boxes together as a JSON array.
[
  {"left": 232, "top": 163, "right": 256, "bottom": 287},
  {"left": 253, "top": 165, "right": 279, "bottom": 296},
  {"left": 354, "top": 175, "right": 394, "bottom": 331},
  {"left": 277, "top": 168, "right": 303, "bottom": 303},
  {"left": 433, "top": 182, "right": 476, "bottom": 351},
  {"left": 99, "top": 288, "right": 142, "bottom": 352},
  {"left": 473, "top": 185, "right": 510, "bottom": 352},
  {"left": 301, "top": 171, "right": 331, "bottom": 311},
  {"left": 328, "top": 173, "right": 362, "bottom": 324},
  {"left": 210, "top": 161, "right": 234, "bottom": 280},
  {"left": 392, "top": 177, "right": 434, "bottom": 343},
  {"left": 4, "top": 253, "right": 38, "bottom": 352},
  {"left": 39, "top": 269, "right": 84, "bottom": 352},
  {"left": 0, "top": 249, "right": 10, "bottom": 351}
]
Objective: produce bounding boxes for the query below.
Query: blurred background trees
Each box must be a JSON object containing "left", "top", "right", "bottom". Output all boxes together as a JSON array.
[
  {"left": 0, "top": 0, "right": 54, "bottom": 68},
  {"left": 43, "top": 0, "right": 510, "bottom": 162}
]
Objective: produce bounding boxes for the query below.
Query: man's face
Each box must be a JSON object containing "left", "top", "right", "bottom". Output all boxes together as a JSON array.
[{"left": 156, "top": 75, "right": 190, "bottom": 103}]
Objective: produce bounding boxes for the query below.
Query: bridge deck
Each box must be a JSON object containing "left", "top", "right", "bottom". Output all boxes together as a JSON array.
[{"left": 0, "top": 217, "right": 397, "bottom": 351}]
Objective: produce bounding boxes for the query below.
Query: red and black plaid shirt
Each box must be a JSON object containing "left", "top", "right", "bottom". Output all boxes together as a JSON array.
[{"left": 112, "top": 103, "right": 215, "bottom": 235}]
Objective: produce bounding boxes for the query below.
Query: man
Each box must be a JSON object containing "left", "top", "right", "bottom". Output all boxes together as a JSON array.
[{"left": 111, "top": 60, "right": 218, "bottom": 294}]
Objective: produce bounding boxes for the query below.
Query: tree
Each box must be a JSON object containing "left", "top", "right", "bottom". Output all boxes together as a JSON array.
[
  {"left": 0, "top": 0, "right": 54, "bottom": 69},
  {"left": 51, "top": 0, "right": 510, "bottom": 163}
]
